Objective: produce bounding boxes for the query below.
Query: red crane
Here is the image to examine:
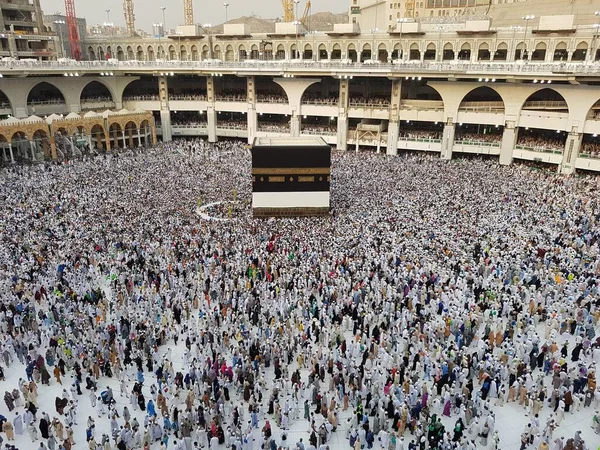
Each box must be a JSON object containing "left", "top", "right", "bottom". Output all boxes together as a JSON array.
[{"left": 64, "top": 0, "right": 81, "bottom": 60}]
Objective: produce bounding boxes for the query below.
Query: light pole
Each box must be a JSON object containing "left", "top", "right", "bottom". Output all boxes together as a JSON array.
[
  {"left": 510, "top": 25, "right": 520, "bottom": 61},
  {"left": 396, "top": 18, "right": 408, "bottom": 61},
  {"left": 53, "top": 20, "right": 65, "bottom": 58},
  {"left": 521, "top": 15, "right": 534, "bottom": 60},
  {"left": 105, "top": 9, "right": 113, "bottom": 59},
  {"left": 294, "top": 0, "right": 300, "bottom": 59},
  {"left": 223, "top": 3, "right": 229, "bottom": 23},
  {"left": 176, "top": 31, "right": 184, "bottom": 60},
  {"left": 437, "top": 25, "right": 443, "bottom": 62},
  {"left": 161, "top": 6, "right": 167, "bottom": 36}
]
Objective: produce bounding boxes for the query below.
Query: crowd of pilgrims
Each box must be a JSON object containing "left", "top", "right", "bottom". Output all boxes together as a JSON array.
[{"left": 0, "top": 139, "right": 599, "bottom": 450}]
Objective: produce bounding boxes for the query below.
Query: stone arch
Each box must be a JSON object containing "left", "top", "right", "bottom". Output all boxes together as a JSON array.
[
  {"left": 250, "top": 44, "right": 259, "bottom": 59},
  {"left": 124, "top": 121, "right": 138, "bottom": 148},
  {"left": 180, "top": 45, "right": 188, "bottom": 61},
  {"left": 147, "top": 45, "right": 155, "bottom": 61},
  {"left": 108, "top": 122, "right": 124, "bottom": 149},
  {"left": 88, "top": 46, "right": 97, "bottom": 60},
  {"left": 225, "top": 44, "right": 234, "bottom": 62},
  {"left": 586, "top": 99, "right": 600, "bottom": 120},
  {"left": 458, "top": 42, "right": 471, "bottom": 60},
  {"left": 122, "top": 79, "right": 159, "bottom": 101},
  {"left": 347, "top": 43, "right": 357, "bottom": 62},
  {"left": 27, "top": 81, "right": 67, "bottom": 106},
  {"left": 572, "top": 41, "right": 588, "bottom": 61},
  {"left": 191, "top": 45, "right": 199, "bottom": 61},
  {"left": 531, "top": 41, "right": 547, "bottom": 61},
  {"left": 136, "top": 45, "right": 144, "bottom": 60},
  {"left": 318, "top": 43, "right": 327, "bottom": 60},
  {"left": 553, "top": 41, "right": 567, "bottom": 61},
  {"left": 202, "top": 45, "right": 210, "bottom": 60},
  {"left": 168, "top": 45, "right": 176, "bottom": 60},
  {"left": 424, "top": 42, "right": 436, "bottom": 60},
  {"left": 238, "top": 44, "right": 247, "bottom": 61},
  {"left": 477, "top": 42, "right": 490, "bottom": 60},
  {"left": 495, "top": 42, "right": 508, "bottom": 60},
  {"left": 0, "top": 88, "right": 14, "bottom": 114},
  {"left": 459, "top": 86, "right": 505, "bottom": 111},
  {"left": 302, "top": 43, "right": 312, "bottom": 60},
  {"left": 116, "top": 46, "right": 125, "bottom": 61},
  {"left": 443, "top": 42, "right": 454, "bottom": 60},
  {"left": 80, "top": 80, "right": 116, "bottom": 104},
  {"left": 126, "top": 46, "right": 134, "bottom": 60},
  {"left": 90, "top": 124, "right": 108, "bottom": 151},
  {"left": 520, "top": 88, "right": 569, "bottom": 113},
  {"left": 331, "top": 43, "right": 341, "bottom": 60},
  {"left": 213, "top": 44, "right": 221, "bottom": 59},
  {"left": 31, "top": 128, "right": 51, "bottom": 158},
  {"left": 409, "top": 42, "right": 420, "bottom": 60}
]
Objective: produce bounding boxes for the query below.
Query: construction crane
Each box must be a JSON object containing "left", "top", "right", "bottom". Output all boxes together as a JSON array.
[
  {"left": 123, "top": 0, "right": 136, "bottom": 36},
  {"left": 300, "top": 0, "right": 311, "bottom": 26},
  {"left": 281, "top": 0, "right": 294, "bottom": 22},
  {"left": 184, "top": 0, "right": 194, "bottom": 25},
  {"left": 281, "top": 0, "right": 310, "bottom": 24},
  {"left": 64, "top": 0, "right": 81, "bottom": 60}
]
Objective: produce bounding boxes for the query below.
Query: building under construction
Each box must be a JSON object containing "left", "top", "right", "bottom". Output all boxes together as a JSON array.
[{"left": 0, "top": 0, "right": 55, "bottom": 59}]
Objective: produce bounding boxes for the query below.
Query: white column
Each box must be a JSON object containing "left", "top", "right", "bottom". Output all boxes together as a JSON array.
[
  {"left": 499, "top": 122, "right": 517, "bottom": 166},
  {"left": 337, "top": 115, "right": 348, "bottom": 151},
  {"left": 440, "top": 123, "right": 455, "bottom": 160},
  {"left": 387, "top": 122, "right": 399, "bottom": 156},
  {"left": 560, "top": 132, "right": 582, "bottom": 175},
  {"left": 290, "top": 112, "right": 301, "bottom": 137},
  {"left": 9, "top": 143, "right": 14, "bottom": 163},
  {"left": 207, "top": 107, "right": 217, "bottom": 143},
  {"left": 159, "top": 110, "right": 173, "bottom": 142}
]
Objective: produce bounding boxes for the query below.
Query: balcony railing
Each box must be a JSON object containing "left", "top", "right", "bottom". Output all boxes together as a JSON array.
[
  {"left": 2, "top": 59, "right": 600, "bottom": 76},
  {"left": 515, "top": 144, "right": 563, "bottom": 154},
  {"left": 401, "top": 100, "right": 444, "bottom": 110},
  {"left": 454, "top": 140, "right": 501, "bottom": 147}
]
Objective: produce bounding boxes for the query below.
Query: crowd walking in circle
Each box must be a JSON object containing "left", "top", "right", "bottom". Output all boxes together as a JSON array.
[{"left": 0, "top": 139, "right": 598, "bottom": 450}]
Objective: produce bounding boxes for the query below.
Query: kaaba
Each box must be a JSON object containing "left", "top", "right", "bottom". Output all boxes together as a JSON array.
[{"left": 251, "top": 137, "right": 331, "bottom": 217}]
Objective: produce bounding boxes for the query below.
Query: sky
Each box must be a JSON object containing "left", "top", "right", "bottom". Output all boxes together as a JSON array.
[{"left": 40, "top": 0, "right": 348, "bottom": 32}]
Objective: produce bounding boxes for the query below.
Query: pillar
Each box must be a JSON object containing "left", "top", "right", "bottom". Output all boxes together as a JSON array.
[
  {"left": 122, "top": 130, "right": 127, "bottom": 148},
  {"left": 206, "top": 76, "right": 217, "bottom": 143},
  {"left": 440, "top": 122, "right": 455, "bottom": 160},
  {"left": 104, "top": 128, "right": 111, "bottom": 151},
  {"left": 337, "top": 78, "right": 350, "bottom": 151},
  {"left": 559, "top": 131, "right": 582, "bottom": 175},
  {"left": 8, "top": 143, "right": 14, "bottom": 163},
  {"left": 499, "top": 121, "right": 517, "bottom": 165},
  {"left": 247, "top": 76, "right": 257, "bottom": 144},
  {"left": 50, "top": 137, "right": 57, "bottom": 160},
  {"left": 158, "top": 75, "right": 172, "bottom": 142},
  {"left": 207, "top": 107, "right": 217, "bottom": 143},
  {"left": 290, "top": 112, "right": 301, "bottom": 137},
  {"left": 337, "top": 115, "right": 348, "bottom": 151},
  {"left": 387, "top": 79, "right": 402, "bottom": 156},
  {"left": 387, "top": 122, "right": 399, "bottom": 155},
  {"left": 159, "top": 111, "right": 172, "bottom": 142}
]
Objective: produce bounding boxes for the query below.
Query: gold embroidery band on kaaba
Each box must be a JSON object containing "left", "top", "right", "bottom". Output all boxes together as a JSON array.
[{"left": 252, "top": 168, "right": 331, "bottom": 175}]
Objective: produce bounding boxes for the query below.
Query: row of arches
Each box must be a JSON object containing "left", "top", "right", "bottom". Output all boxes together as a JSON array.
[
  {"left": 4, "top": 78, "right": 600, "bottom": 127},
  {"left": 87, "top": 39, "right": 596, "bottom": 63},
  {"left": 0, "top": 118, "right": 155, "bottom": 163}
]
